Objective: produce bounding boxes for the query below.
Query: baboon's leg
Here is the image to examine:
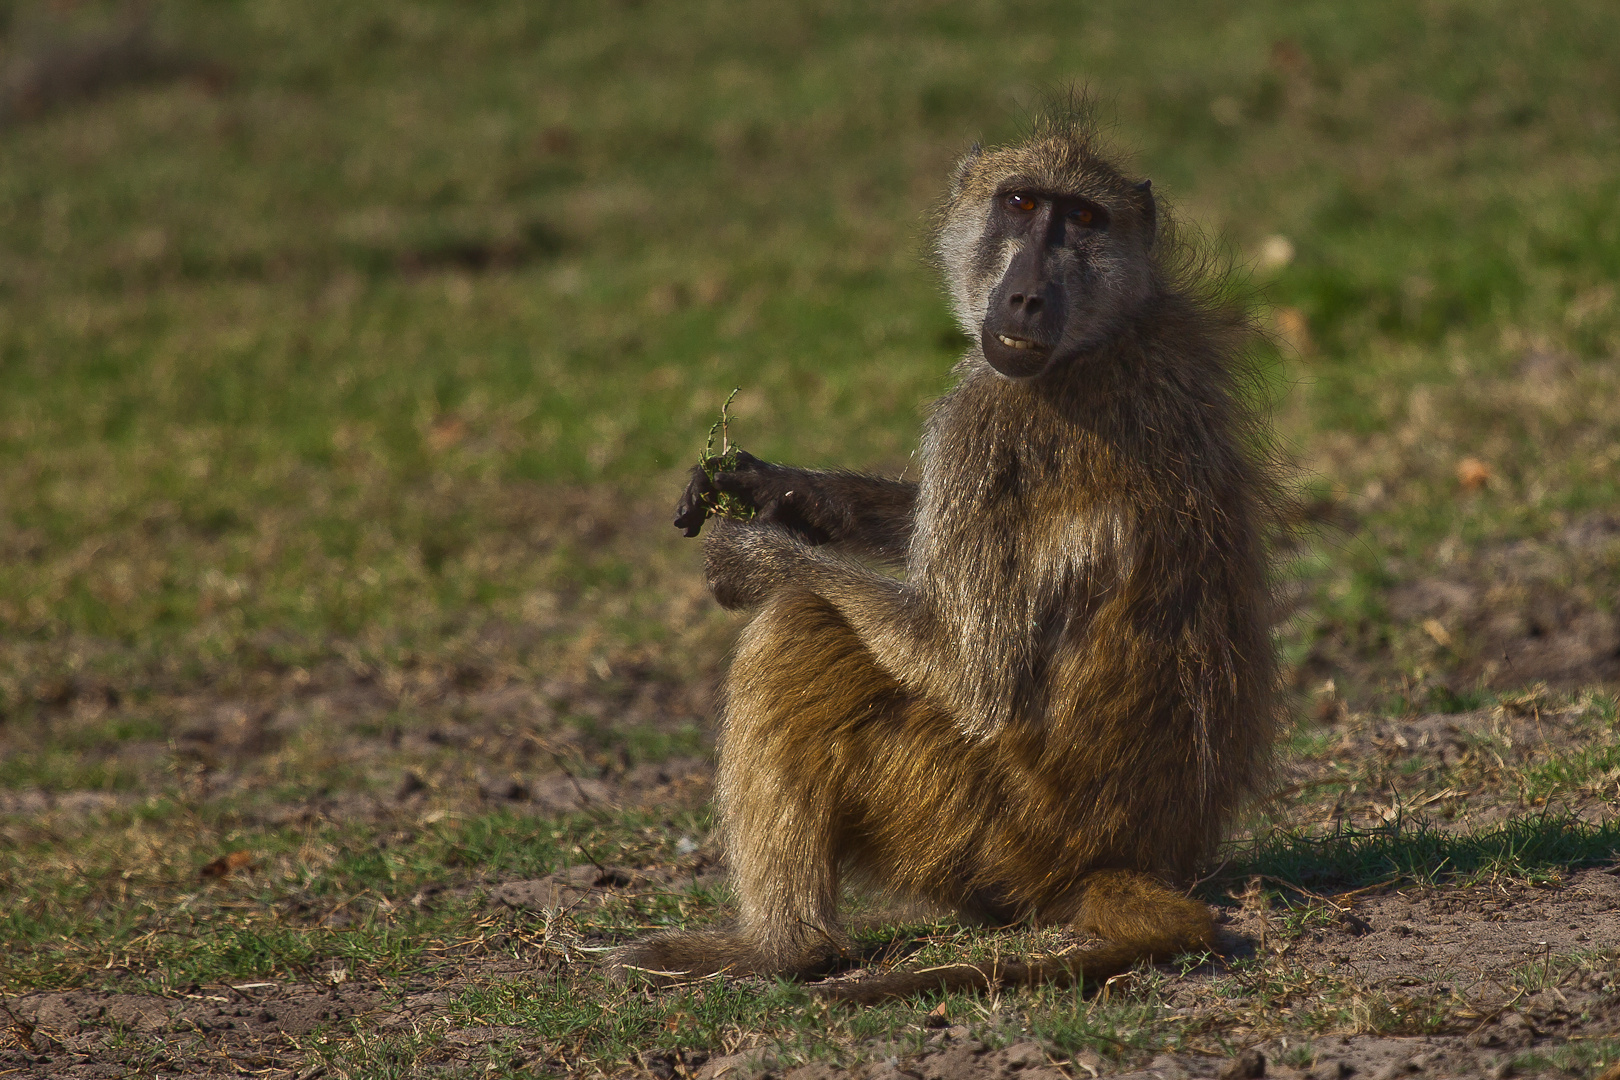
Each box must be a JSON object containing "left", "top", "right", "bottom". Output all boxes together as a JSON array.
[
  {"left": 718, "top": 588, "right": 934, "bottom": 973},
  {"left": 613, "top": 589, "right": 913, "bottom": 980}
]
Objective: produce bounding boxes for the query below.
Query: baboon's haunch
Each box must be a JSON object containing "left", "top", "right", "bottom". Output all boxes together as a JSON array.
[{"left": 618, "top": 108, "right": 1279, "bottom": 1002}]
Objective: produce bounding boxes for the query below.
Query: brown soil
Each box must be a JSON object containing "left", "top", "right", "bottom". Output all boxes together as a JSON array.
[
  {"left": 17, "top": 862, "right": 1612, "bottom": 1078},
  {"left": 0, "top": 664, "right": 719, "bottom": 826},
  {"left": 1385, "top": 512, "right": 1620, "bottom": 691},
  {"left": 4, "top": 510, "right": 1619, "bottom": 1078},
  {"left": 1278, "top": 696, "right": 1619, "bottom": 832},
  {"left": 1294, "top": 509, "right": 1620, "bottom": 706}
]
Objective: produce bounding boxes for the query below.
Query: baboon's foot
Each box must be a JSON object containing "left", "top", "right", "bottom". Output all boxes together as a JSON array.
[
  {"left": 1073, "top": 869, "right": 1215, "bottom": 957},
  {"left": 608, "top": 929, "right": 848, "bottom": 985}
]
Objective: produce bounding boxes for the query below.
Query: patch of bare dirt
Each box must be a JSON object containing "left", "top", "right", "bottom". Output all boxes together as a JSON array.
[
  {"left": 1281, "top": 697, "right": 1620, "bottom": 830},
  {"left": 0, "top": 659, "right": 717, "bottom": 825},
  {"left": 1388, "top": 512, "right": 1620, "bottom": 690},
  {"left": 744, "top": 1033, "right": 1553, "bottom": 1079},
  {"left": 1296, "top": 510, "right": 1620, "bottom": 703},
  {"left": 1219, "top": 870, "right": 1620, "bottom": 1003},
  {"left": 1, "top": 959, "right": 591, "bottom": 1079},
  {"left": 3, "top": 981, "right": 386, "bottom": 1078},
  {"left": 703, "top": 1039, "right": 1078, "bottom": 1080}
]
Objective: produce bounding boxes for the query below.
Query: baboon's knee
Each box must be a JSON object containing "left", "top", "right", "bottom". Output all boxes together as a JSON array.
[{"left": 1074, "top": 870, "right": 1214, "bottom": 956}]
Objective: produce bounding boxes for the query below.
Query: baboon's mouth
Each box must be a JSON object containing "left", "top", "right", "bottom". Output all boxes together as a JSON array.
[
  {"left": 995, "top": 334, "right": 1043, "bottom": 351},
  {"left": 981, "top": 324, "right": 1057, "bottom": 378}
]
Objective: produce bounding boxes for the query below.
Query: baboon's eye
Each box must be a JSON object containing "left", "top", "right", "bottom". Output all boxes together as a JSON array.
[
  {"left": 1066, "top": 203, "right": 1109, "bottom": 231},
  {"left": 1003, "top": 192, "right": 1037, "bottom": 213}
]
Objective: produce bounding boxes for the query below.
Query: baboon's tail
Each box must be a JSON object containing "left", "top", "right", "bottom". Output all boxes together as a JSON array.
[
  {"left": 813, "top": 940, "right": 1156, "bottom": 1005},
  {"left": 816, "top": 870, "right": 1216, "bottom": 1005},
  {"left": 609, "top": 929, "right": 847, "bottom": 986}
]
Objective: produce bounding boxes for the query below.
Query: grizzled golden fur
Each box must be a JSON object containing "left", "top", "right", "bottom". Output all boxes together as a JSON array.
[{"left": 614, "top": 109, "right": 1280, "bottom": 1002}]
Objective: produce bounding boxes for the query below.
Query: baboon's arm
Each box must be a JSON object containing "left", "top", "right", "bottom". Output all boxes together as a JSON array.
[
  {"left": 675, "top": 451, "right": 916, "bottom": 563},
  {"left": 775, "top": 468, "right": 917, "bottom": 563},
  {"left": 703, "top": 519, "right": 1021, "bottom": 725}
]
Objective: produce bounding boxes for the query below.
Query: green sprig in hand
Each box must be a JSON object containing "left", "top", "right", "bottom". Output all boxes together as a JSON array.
[
  {"left": 673, "top": 388, "right": 759, "bottom": 537},
  {"left": 698, "top": 388, "right": 757, "bottom": 522}
]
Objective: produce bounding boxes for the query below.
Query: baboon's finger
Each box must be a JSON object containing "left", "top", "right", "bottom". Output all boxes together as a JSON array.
[{"left": 674, "top": 465, "right": 716, "bottom": 537}]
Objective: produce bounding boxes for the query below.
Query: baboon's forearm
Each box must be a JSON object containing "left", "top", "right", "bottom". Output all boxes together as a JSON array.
[
  {"left": 769, "top": 468, "right": 917, "bottom": 562},
  {"left": 786, "top": 549, "right": 1016, "bottom": 727},
  {"left": 817, "top": 472, "right": 917, "bottom": 563}
]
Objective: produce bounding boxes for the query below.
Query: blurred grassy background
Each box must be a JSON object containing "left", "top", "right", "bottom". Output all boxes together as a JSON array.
[{"left": 1, "top": 0, "right": 1618, "bottom": 770}]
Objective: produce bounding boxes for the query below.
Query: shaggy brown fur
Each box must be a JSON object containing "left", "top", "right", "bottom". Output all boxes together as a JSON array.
[{"left": 619, "top": 107, "right": 1279, "bottom": 1002}]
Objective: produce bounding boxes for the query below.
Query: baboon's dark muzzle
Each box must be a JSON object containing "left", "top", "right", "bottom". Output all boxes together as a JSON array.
[{"left": 981, "top": 243, "right": 1065, "bottom": 378}]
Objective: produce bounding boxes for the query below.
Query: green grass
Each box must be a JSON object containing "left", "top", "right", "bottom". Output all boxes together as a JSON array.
[
  {"left": 1512, "top": 1037, "right": 1620, "bottom": 1078},
  {"left": 2, "top": 0, "right": 1619, "bottom": 715},
  {"left": 0, "top": 804, "right": 711, "bottom": 992},
  {"left": 1225, "top": 812, "right": 1620, "bottom": 896},
  {"left": 1522, "top": 743, "right": 1620, "bottom": 803}
]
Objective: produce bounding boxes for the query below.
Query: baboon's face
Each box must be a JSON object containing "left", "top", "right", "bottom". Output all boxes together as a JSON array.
[{"left": 938, "top": 142, "right": 1156, "bottom": 380}]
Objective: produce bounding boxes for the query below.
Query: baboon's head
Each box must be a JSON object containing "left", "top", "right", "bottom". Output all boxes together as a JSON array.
[{"left": 936, "top": 116, "right": 1158, "bottom": 380}]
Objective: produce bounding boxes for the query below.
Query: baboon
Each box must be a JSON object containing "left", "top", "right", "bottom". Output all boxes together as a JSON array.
[{"left": 614, "top": 108, "right": 1279, "bottom": 1002}]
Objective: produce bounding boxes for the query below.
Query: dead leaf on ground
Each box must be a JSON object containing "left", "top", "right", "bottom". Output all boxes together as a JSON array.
[
  {"left": 1456, "top": 457, "right": 1492, "bottom": 491},
  {"left": 1422, "top": 618, "right": 1453, "bottom": 647},
  {"left": 427, "top": 418, "right": 466, "bottom": 451},
  {"left": 199, "top": 851, "right": 255, "bottom": 879}
]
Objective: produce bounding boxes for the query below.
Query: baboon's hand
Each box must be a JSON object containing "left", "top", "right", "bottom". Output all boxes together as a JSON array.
[
  {"left": 675, "top": 451, "right": 833, "bottom": 545},
  {"left": 711, "top": 452, "right": 833, "bottom": 546},
  {"left": 703, "top": 518, "right": 806, "bottom": 610},
  {"left": 673, "top": 464, "right": 718, "bottom": 537}
]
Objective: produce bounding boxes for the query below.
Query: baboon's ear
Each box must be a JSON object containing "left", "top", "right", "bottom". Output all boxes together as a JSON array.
[
  {"left": 1134, "top": 178, "right": 1157, "bottom": 248},
  {"left": 949, "top": 142, "right": 983, "bottom": 198}
]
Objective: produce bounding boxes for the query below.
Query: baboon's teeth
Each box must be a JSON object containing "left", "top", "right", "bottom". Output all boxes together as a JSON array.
[{"left": 997, "top": 334, "right": 1037, "bottom": 350}]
